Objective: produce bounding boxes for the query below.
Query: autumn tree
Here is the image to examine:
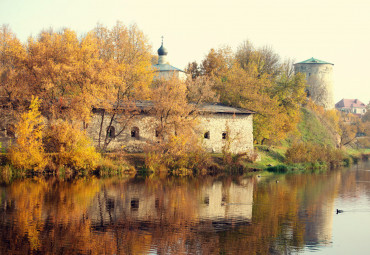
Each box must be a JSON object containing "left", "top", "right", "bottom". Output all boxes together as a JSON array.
[
  {"left": 236, "top": 40, "right": 281, "bottom": 77},
  {"left": 185, "top": 61, "right": 202, "bottom": 80},
  {"left": 0, "top": 25, "right": 27, "bottom": 127},
  {"left": 21, "top": 28, "right": 111, "bottom": 124},
  {"left": 43, "top": 120, "right": 100, "bottom": 171},
  {"left": 201, "top": 47, "right": 234, "bottom": 78},
  {"left": 199, "top": 42, "right": 307, "bottom": 144},
  {"left": 8, "top": 97, "right": 46, "bottom": 171},
  {"left": 93, "top": 22, "right": 154, "bottom": 150},
  {"left": 145, "top": 76, "right": 210, "bottom": 173}
]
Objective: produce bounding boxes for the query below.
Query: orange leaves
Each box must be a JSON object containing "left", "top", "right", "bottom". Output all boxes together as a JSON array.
[{"left": 1, "top": 23, "right": 153, "bottom": 127}]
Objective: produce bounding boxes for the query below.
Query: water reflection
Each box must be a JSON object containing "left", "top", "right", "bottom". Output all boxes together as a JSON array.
[{"left": 0, "top": 162, "right": 369, "bottom": 254}]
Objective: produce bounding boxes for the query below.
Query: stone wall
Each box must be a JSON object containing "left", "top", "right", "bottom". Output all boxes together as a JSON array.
[
  {"left": 294, "top": 63, "right": 334, "bottom": 109},
  {"left": 198, "top": 113, "right": 254, "bottom": 154},
  {"left": 153, "top": 70, "right": 188, "bottom": 81},
  {"left": 1, "top": 112, "right": 254, "bottom": 154},
  {"left": 87, "top": 112, "right": 254, "bottom": 154}
]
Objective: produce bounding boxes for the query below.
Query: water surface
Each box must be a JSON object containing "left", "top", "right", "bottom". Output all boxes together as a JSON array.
[{"left": 1, "top": 161, "right": 369, "bottom": 254}]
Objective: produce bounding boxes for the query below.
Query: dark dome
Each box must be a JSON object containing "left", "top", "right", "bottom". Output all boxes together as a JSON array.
[{"left": 157, "top": 44, "right": 168, "bottom": 56}]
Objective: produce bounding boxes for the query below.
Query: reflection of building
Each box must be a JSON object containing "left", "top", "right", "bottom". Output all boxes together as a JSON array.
[
  {"left": 88, "top": 178, "right": 254, "bottom": 227},
  {"left": 301, "top": 173, "right": 341, "bottom": 247},
  {"left": 198, "top": 180, "right": 253, "bottom": 222}
]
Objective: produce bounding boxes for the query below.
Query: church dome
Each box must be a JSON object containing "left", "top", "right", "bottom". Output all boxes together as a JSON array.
[{"left": 157, "top": 44, "right": 168, "bottom": 56}]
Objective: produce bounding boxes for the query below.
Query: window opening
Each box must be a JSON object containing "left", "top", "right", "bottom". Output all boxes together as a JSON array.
[
  {"left": 131, "top": 127, "right": 139, "bottom": 139},
  {"left": 204, "top": 196, "right": 209, "bottom": 205},
  {"left": 107, "top": 126, "right": 115, "bottom": 138},
  {"left": 222, "top": 132, "right": 227, "bottom": 140},
  {"left": 131, "top": 198, "right": 139, "bottom": 211},
  {"left": 204, "top": 131, "right": 210, "bottom": 139}
]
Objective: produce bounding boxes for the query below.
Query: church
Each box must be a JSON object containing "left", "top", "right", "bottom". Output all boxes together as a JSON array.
[{"left": 86, "top": 41, "right": 255, "bottom": 154}]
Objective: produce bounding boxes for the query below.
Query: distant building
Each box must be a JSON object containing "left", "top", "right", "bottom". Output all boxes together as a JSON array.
[
  {"left": 152, "top": 38, "right": 187, "bottom": 81},
  {"left": 294, "top": 57, "right": 334, "bottom": 110},
  {"left": 335, "top": 99, "right": 367, "bottom": 115}
]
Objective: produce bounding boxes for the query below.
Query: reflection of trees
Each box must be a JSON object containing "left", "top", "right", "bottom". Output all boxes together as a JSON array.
[
  {"left": 215, "top": 171, "right": 342, "bottom": 254},
  {"left": 0, "top": 169, "right": 354, "bottom": 254}
]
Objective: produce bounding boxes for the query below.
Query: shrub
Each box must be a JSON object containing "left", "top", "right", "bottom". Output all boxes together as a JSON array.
[
  {"left": 8, "top": 97, "right": 46, "bottom": 172},
  {"left": 145, "top": 134, "right": 211, "bottom": 175},
  {"left": 44, "top": 120, "right": 100, "bottom": 172},
  {"left": 285, "top": 142, "right": 344, "bottom": 168}
]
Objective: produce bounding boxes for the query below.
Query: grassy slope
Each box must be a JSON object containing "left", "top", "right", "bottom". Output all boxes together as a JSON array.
[{"left": 296, "top": 108, "right": 336, "bottom": 146}]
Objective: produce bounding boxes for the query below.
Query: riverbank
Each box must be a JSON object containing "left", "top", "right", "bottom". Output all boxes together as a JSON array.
[{"left": 1, "top": 147, "right": 369, "bottom": 183}]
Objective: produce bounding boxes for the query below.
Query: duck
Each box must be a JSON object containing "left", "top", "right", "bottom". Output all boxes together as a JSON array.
[{"left": 336, "top": 209, "right": 344, "bottom": 214}]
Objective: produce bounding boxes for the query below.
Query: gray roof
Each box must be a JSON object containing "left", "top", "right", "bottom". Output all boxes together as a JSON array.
[
  {"left": 198, "top": 103, "right": 255, "bottom": 114},
  {"left": 153, "top": 63, "right": 185, "bottom": 72},
  {"left": 135, "top": 101, "right": 254, "bottom": 115}
]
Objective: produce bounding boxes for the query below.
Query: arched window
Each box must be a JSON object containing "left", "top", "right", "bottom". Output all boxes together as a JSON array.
[
  {"left": 204, "top": 131, "right": 210, "bottom": 139},
  {"left": 222, "top": 132, "right": 227, "bottom": 140},
  {"left": 131, "top": 127, "right": 139, "bottom": 139},
  {"left": 107, "top": 126, "right": 115, "bottom": 138}
]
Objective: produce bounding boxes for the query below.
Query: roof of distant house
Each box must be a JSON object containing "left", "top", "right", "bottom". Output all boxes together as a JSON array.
[
  {"left": 335, "top": 99, "right": 366, "bottom": 108},
  {"left": 295, "top": 57, "right": 333, "bottom": 65}
]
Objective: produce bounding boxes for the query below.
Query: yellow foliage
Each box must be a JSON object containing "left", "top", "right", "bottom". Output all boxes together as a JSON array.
[
  {"left": 285, "top": 142, "right": 344, "bottom": 168},
  {"left": 44, "top": 120, "right": 100, "bottom": 172},
  {"left": 8, "top": 96, "right": 46, "bottom": 172}
]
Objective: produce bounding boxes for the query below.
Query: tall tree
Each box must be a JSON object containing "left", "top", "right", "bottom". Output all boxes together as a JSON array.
[
  {"left": 0, "top": 25, "right": 27, "bottom": 126},
  {"left": 93, "top": 22, "right": 154, "bottom": 150}
]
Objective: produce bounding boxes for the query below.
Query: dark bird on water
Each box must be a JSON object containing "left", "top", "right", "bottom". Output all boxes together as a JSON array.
[{"left": 336, "top": 209, "right": 344, "bottom": 214}]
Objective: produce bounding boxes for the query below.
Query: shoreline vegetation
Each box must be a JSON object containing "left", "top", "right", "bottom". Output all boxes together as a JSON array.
[{"left": 1, "top": 146, "right": 369, "bottom": 184}]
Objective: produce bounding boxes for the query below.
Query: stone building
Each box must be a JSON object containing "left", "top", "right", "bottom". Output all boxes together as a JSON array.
[
  {"left": 294, "top": 57, "right": 334, "bottom": 109},
  {"left": 87, "top": 41, "right": 255, "bottom": 154},
  {"left": 87, "top": 102, "right": 254, "bottom": 154}
]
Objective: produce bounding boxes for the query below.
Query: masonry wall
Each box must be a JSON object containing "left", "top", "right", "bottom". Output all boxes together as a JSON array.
[
  {"left": 153, "top": 70, "right": 188, "bottom": 81},
  {"left": 294, "top": 63, "right": 334, "bottom": 109},
  {"left": 87, "top": 112, "right": 254, "bottom": 154},
  {"left": 198, "top": 113, "right": 254, "bottom": 154}
]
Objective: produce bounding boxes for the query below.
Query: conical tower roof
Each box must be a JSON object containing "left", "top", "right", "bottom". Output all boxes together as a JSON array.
[{"left": 295, "top": 57, "right": 333, "bottom": 65}]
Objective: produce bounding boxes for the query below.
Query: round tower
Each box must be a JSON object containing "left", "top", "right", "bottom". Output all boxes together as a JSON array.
[{"left": 294, "top": 57, "right": 334, "bottom": 109}]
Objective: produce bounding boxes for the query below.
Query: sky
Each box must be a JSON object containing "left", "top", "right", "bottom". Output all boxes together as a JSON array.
[{"left": 1, "top": 0, "right": 369, "bottom": 104}]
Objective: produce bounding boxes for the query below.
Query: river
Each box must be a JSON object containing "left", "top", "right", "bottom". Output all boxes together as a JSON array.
[{"left": 0, "top": 161, "right": 369, "bottom": 254}]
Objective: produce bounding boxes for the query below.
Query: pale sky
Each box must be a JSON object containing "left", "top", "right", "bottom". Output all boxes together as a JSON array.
[{"left": 1, "top": 0, "right": 369, "bottom": 104}]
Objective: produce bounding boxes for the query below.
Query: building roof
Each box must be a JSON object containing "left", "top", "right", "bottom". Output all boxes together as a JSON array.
[
  {"left": 295, "top": 57, "right": 333, "bottom": 65},
  {"left": 152, "top": 63, "right": 185, "bottom": 72},
  {"left": 134, "top": 101, "right": 254, "bottom": 115},
  {"left": 335, "top": 99, "right": 366, "bottom": 108},
  {"left": 197, "top": 103, "right": 255, "bottom": 114}
]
